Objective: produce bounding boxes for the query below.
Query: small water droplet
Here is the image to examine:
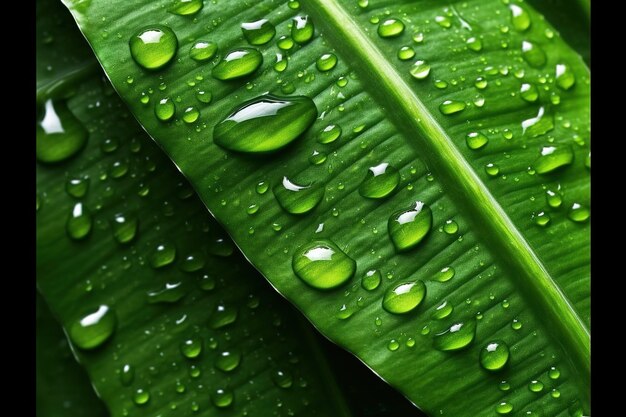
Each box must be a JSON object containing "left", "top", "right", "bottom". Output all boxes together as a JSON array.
[
  {"left": 522, "top": 106, "right": 554, "bottom": 137},
  {"left": 382, "top": 280, "right": 426, "bottom": 314},
  {"left": 180, "top": 337, "right": 203, "bottom": 358},
  {"left": 485, "top": 163, "right": 500, "bottom": 177},
  {"left": 182, "top": 106, "right": 200, "bottom": 123},
  {"left": 475, "top": 76, "right": 487, "bottom": 89},
  {"left": 466, "top": 37, "right": 482, "bottom": 51},
  {"left": 433, "top": 320, "right": 476, "bottom": 351},
  {"left": 212, "top": 388, "right": 234, "bottom": 408},
  {"left": 308, "top": 150, "right": 327, "bottom": 165},
  {"left": 292, "top": 240, "right": 356, "bottom": 290},
  {"left": 215, "top": 350, "right": 242, "bottom": 372},
  {"left": 432, "top": 300, "right": 453, "bottom": 320},
  {"left": 443, "top": 219, "right": 458, "bottom": 234},
  {"left": 378, "top": 18, "right": 405, "bottom": 38},
  {"left": 155, "top": 98, "right": 175, "bottom": 122},
  {"left": 212, "top": 48, "right": 263, "bottom": 80},
  {"left": 533, "top": 211, "right": 551, "bottom": 227},
  {"left": 397, "top": 46, "right": 416, "bottom": 60},
  {"left": 189, "top": 41, "right": 217, "bottom": 62},
  {"left": 272, "top": 369, "right": 293, "bottom": 388},
  {"left": 495, "top": 402, "right": 513, "bottom": 415},
  {"left": 149, "top": 241, "right": 176, "bottom": 268},
  {"left": 387, "top": 339, "right": 400, "bottom": 351},
  {"left": 120, "top": 364, "right": 134, "bottom": 386},
  {"left": 66, "top": 177, "right": 90, "bottom": 198},
  {"left": 435, "top": 15, "right": 452, "bottom": 28},
  {"left": 112, "top": 213, "right": 138, "bottom": 244},
  {"left": 133, "top": 388, "right": 150, "bottom": 406},
  {"left": 528, "top": 380, "right": 544, "bottom": 392},
  {"left": 362, "top": 269, "right": 382, "bottom": 291},
  {"left": 68, "top": 305, "right": 117, "bottom": 350},
  {"left": 520, "top": 83, "right": 539, "bottom": 102},
  {"left": 435, "top": 266, "right": 455, "bottom": 282},
  {"left": 388, "top": 201, "right": 433, "bottom": 252},
  {"left": 147, "top": 281, "right": 186, "bottom": 303},
  {"left": 129, "top": 25, "right": 178, "bottom": 70},
  {"left": 479, "top": 341, "right": 510, "bottom": 371},
  {"left": 358, "top": 162, "right": 400, "bottom": 199}
]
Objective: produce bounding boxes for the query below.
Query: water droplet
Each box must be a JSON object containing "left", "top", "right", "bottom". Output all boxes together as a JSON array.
[
  {"left": 292, "top": 15, "right": 314, "bottom": 44},
  {"left": 182, "top": 106, "right": 200, "bottom": 123},
  {"left": 155, "top": 98, "right": 175, "bottom": 122},
  {"left": 149, "top": 241, "right": 176, "bottom": 268},
  {"left": 479, "top": 341, "right": 510, "bottom": 371},
  {"left": 551, "top": 389, "right": 561, "bottom": 398},
  {"left": 529, "top": 380, "right": 544, "bottom": 392},
  {"left": 499, "top": 381, "right": 511, "bottom": 391},
  {"left": 382, "top": 280, "right": 426, "bottom": 314},
  {"left": 147, "top": 281, "right": 186, "bottom": 303},
  {"left": 358, "top": 0, "right": 369, "bottom": 8},
  {"left": 133, "top": 388, "right": 150, "bottom": 406},
  {"left": 318, "top": 124, "right": 341, "bottom": 144},
  {"left": 180, "top": 337, "right": 202, "bottom": 358},
  {"left": 317, "top": 53, "right": 338, "bottom": 72},
  {"left": 209, "top": 303, "right": 238, "bottom": 329},
  {"left": 129, "top": 25, "right": 178, "bottom": 70},
  {"left": 308, "top": 150, "right": 327, "bottom": 165},
  {"left": 36, "top": 99, "right": 88, "bottom": 163},
  {"left": 189, "top": 41, "right": 217, "bottom": 62},
  {"left": 168, "top": 0, "right": 203, "bottom": 15},
  {"left": 256, "top": 181, "right": 269, "bottom": 195},
  {"left": 545, "top": 189, "right": 562, "bottom": 208},
  {"left": 68, "top": 305, "right": 116, "bottom": 350},
  {"left": 388, "top": 201, "right": 433, "bottom": 252},
  {"left": 361, "top": 269, "right": 382, "bottom": 291},
  {"left": 533, "top": 211, "right": 551, "bottom": 227},
  {"left": 410, "top": 60, "right": 431, "bottom": 80},
  {"left": 466, "top": 131, "right": 489, "bottom": 150},
  {"left": 274, "top": 53, "right": 288, "bottom": 72},
  {"left": 520, "top": 83, "right": 539, "bottom": 102},
  {"left": 288, "top": 0, "right": 300, "bottom": 9},
  {"left": 522, "top": 106, "right": 554, "bottom": 137},
  {"left": 66, "top": 203, "right": 92, "bottom": 240},
  {"left": 568, "top": 203, "right": 590, "bottom": 223},
  {"left": 214, "top": 94, "right": 317, "bottom": 153},
  {"left": 358, "top": 162, "right": 400, "bottom": 199},
  {"left": 292, "top": 240, "right": 356, "bottom": 290},
  {"left": 378, "top": 18, "right": 405, "bottom": 38},
  {"left": 112, "top": 213, "right": 138, "bottom": 244},
  {"left": 212, "top": 388, "right": 234, "bottom": 408},
  {"left": 555, "top": 63, "right": 576, "bottom": 90},
  {"left": 435, "top": 266, "right": 455, "bottom": 282},
  {"left": 110, "top": 160, "right": 128, "bottom": 178},
  {"left": 277, "top": 35, "right": 294, "bottom": 51},
  {"left": 212, "top": 48, "right": 263, "bottom": 80},
  {"left": 466, "top": 37, "right": 482, "bottom": 51},
  {"left": 435, "top": 15, "right": 452, "bottom": 28},
  {"left": 475, "top": 76, "right": 488, "bottom": 89},
  {"left": 521, "top": 41, "right": 546, "bottom": 68},
  {"left": 495, "top": 402, "right": 513, "bottom": 415},
  {"left": 120, "top": 364, "right": 134, "bottom": 386},
  {"left": 485, "top": 163, "right": 500, "bottom": 177},
  {"left": 433, "top": 320, "right": 476, "bottom": 351},
  {"left": 397, "top": 46, "right": 415, "bottom": 60},
  {"left": 66, "top": 177, "right": 90, "bottom": 198},
  {"left": 241, "top": 19, "right": 275, "bottom": 45},
  {"left": 439, "top": 100, "right": 466, "bottom": 115},
  {"left": 432, "top": 300, "right": 453, "bottom": 320},
  {"left": 510, "top": 4, "right": 531, "bottom": 31},
  {"left": 387, "top": 339, "right": 400, "bottom": 351},
  {"left": 215, "top": 350, "right": 242, "bottom": 372},
  {"left": 443, "top": 219, "right": 458, "bottom": 234},
  {"left": 273, "top": 176, "right": 323, "bottom": 215},
  {"left": 533, "top": 145, "right": 574, "bottom": 174}
]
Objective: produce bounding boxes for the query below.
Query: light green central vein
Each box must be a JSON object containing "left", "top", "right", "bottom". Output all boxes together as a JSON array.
[{"left": 305, "top": 0, "right": 589, "bottom": 384}]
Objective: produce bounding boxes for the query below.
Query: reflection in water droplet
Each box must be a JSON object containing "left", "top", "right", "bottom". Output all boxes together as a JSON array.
[
  {"left": 485, "top": 163, "right": 500, "bottom": 177},
  {"left": 529, "top": 380, "right": 544, "bottom": 392},
  {"left": 318, "top": 124, "right": 341, "bottom": 144},
  {"left": 495, "top": 402, "right": 513, "bottom": 415},
  {"left": 397, "top": 46, "right": 415, "bottom": 61},
  {"left": 215, "top": 350, "right": 242, "bottom": 372},
  {"left": 69, "top": 305, "right": 117, "bottom": 350},
  {"left": 435, "top": 266, "right": 455, "bottom": 282},
  {"left": 317, "top": 53, "right": 338, "bottom": 72},
  {"left": 149, "top": 241, "right": 176, "bottom": 268},
  {"left": 180, "top": 337, "right": 203, "bottom": 358},
  {"left": 133, "top": 388, "right": 150, "bottom": 406},
  {"left": 212, "top": 388, "right": 234, "bottom": 408},
  {"left": 388, "top": 201, "right": 433, "bottom": 252},
  {"left": 382, "top": 280, "right": 426, "bottom": 314},
  {"left": 292, "top": 240, "right": 356, "bottom": 290},
  {"left": 432, "top": 300, "right": 453, "bottom": 320},
  {"left": 155, "top": 98, "right": 175, "bottom": 122}
]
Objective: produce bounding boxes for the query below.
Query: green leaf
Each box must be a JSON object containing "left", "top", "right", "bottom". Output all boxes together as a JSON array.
[
  {"left": 57, "top": 0, "right": 590, "bottom": 415},
  {"left": 37, "top": 293, "right": 109, "bottom": 417}
]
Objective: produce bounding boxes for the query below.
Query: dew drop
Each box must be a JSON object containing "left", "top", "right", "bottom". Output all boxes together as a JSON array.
[
  {"left": 212, "top": 388, "right": 234, "bottom": 408},
  {"left": 509, "top": 4, "right": 531, "bottom": 31},
  {"left": 397, "top": 46, "right": 415, "bottom": 60},
  {"left": 466, "top": 37, "right": 482, "bottom": 51},
  {"left": 388, "top": 201, "right": 433, "bottom": 252},
  {"left": 168, "top": 0, "right": 203, "bottom": 16},
  {"left": 568, "top": 203, "right": 590, "bottom": 223},
  {"left": 479, "top": 341, "right": 510, "bottom": 371},
  {"left": 521, "top": 41, "right": 546, "bottom": 68},
  {"left": 129, "top": 25, "right": 178, "bottom": 70},
  {"left": 292, "top": 240, "right": 356, "bottom": 290},
  {"left": 147, "top": 281, "right": 186, "bottom": 304},
  {"left": 555, "top": 63, "right": 576, "bottom": 90},
  {"left": 36, "top": 99, "right": 88, "bottom": 163},
  {"left": 215, "top": 350, "right": 242, "bottom": 372},
  {"left": 318, "top": 124, "right": 341, "bottom": 144},
  {"left": 273, "top": 176, "right": 324, "bottom": 215},
  {"left": 520, "top": 83, "right": 539, "bottom": 102},
  {"left": 432, "top": 300, "right": 453, "bottom": 320},
  {"left": 212, "top": 48, "right": 263, "bottom": 80},
  {"left": 148, "top": 241, "right": 176, "bottom": 268},
  {"left": 433, "top": 320, "right": 476, "bottom": 351},
  {"left": 528, "top": 380, "right": 544, "bottom": 392},
  {"left": 485, "top": 163, "right": 500, "bottom": 177},
  {"left": 378, "top": 18, "right": 405, "bottom": 38},
  {"left": 292, "top": 15, "right": 314, "bottom": 44},
  {"left": 435, "top": 266, "right": 455, "bottom": 282},
  {"left": 68, "top": 305, "right": 117, "bottom": 350},
  {"left": 66, "top": 177, "right": 90, "bottom": 198},
  {"left": 533, "top": 145, "right": 574, "bottom": 174},
  {"left": 358, "top": 162, "right": 400, "bottom": 199},
  {"left": 112, "top": 213, "right": 138, "bottom": 244},
  {"left": 133, "top": 388, "right": 150, "bottom": 406},
  {"left": 410, "top": 60, "right": 431, "bottom": 80},
  {"left": 382, "top": 280, "right": 426, "bottom": 314},
  {"left": 495, "top": 402, "right": 513, "bottom": 415},
  {"left": 189, "top": 41, "right": 217, "bottom": 62},
  {"left": 361, "top": 269, "right": 382, "bottom": 291},
  {"left": 317, "top": 53, "right": 338, "bottom": 72},
  {"left": 180, "top": 337, "right": 203, "bottom": 358},
  {"left": 66, "top": 203, "right": 92, "bottom": 240},
  {"left": 155, "top": 98, "right": 175, "bottom": 122},
  {"left": 439, "top": 100, "right": 466, "bottom": 115}
]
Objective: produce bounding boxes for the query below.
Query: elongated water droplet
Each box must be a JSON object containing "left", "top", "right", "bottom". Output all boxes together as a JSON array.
[
  {"left": 529, "top": 380, "right": 544, "bottom": 392},
  {"left": 273, "top": 176, "right": 324, "bottom": 215},
  {"left": 214, "top": 94, "right": 317, "bottom": 153},
  {"left": 180, "top": 337, "right": 202, "bottom": 358},
  {"left": 318, "top": 124, "right": 341, "bottom": 144},
  {"left": 410, "top": 60, "right": 431, "bottom": 80},
  {"left": 555, "top": 63, "right": 576, "bottom": 90},
  {"left": 382, "top": 280, "right": 426, "bottom": 314},
  {"left": 388, "top": 201, "right": 433, "bottom": 252},
  {"left": 546, "top": 189, "right": 562, "bottom": 208},
  {"left": 521, "top": 41, "right": 546, "bottom": 68},
  {"left": 433, "top": 320, "right": 476, "bottom": 351},
  {"left": 435, "top": 15, "right": 452, "bottom": 28},
  {"left": 496, "top": 402, "right": 513, "bottom": 415},
  {"left": 362, "top": 269, "right": 382, "bottom": 291},
  {"left": 533, "top": 145, "right": 574, "bottom": 174},
  {"left": 215, "top": 350, "right": 241, "bottom": 372},
  {"left": 317, "top": 53, "right": 337, "bottom": 72},
  {"left": 466, "top": 132, "right": 489, "bottom": 150},
  {"left": 510, "top": 4, "right": 531, "bottom": 31},
  {"left": 435, "top": 266, "right": 455, "bottom": 282},
  {"left": 292, "top": 240, "right": 356, "bottom": 290},
  {"left": 568, "top": 203, "right": 590, "bottom": 222},
  {"left": 520, "top": 83, "right": 539, "bottom": 102},
  {"left": 432, "top": 300, "right": 453, "bottom": 320},
  {"left": 129, "top": 26, "right": 178, "bottom": 70},
  {"left": 397, "top": 46, "right": 415, "bottom": 60},
  {"left": 533, "top": 211, "right": 551, "bottom": 227},
  {"left": 212, "top": 48, "right": 262, "bottom": 80},
  {"left": 189, "top": 41, "right": 217, "bottom": 62},
  {"left": 241, "top": 19, "right": 275, "bottom": 45},
  {"left": 66, "top": 202, "right": 92, "bottom": 240},
  {"left": 147, "top": 281, "right": 186, "bottom": 303},
  {"left": 180, "top": 251, "right": 206, "bottom": 272},
  {"left": 212, "top": 388, "right": 233, "bottom": 408},
  {"left": 439, "top": 100, "right": 466, "bottom": 115},
  {"left": 37, "top": 99, "right": 88, "bottom": 163},
  {"left": 358, "top": 162, "right": 400, "bottom": 199},
  {"left": 120, "top": 364, "right": 134, "bottom": 386},
  {"left": 522, "top": 106, "right": 554, "bottom": 137},
  {"left": 308, "top": 150, "right": 327, "bottom": 165},
  {"left": 479, "top": 341, "right": 510, "bottom": 371},
  {"left": 209, "top": 303, "right": 238, "bottom": 329},
  {"left": 69, "top": 305, "right": 116, "bottom": 350},
  {"left": 112, "top": 213, "right": 138, "bottom": 244},
  {"left": 274, "top": 53, "right": 288, "bottom": 72},
  {"left": 66, "top": 177, "right": 89, "bottom": 198},
  {"left": 292, "top": 15, "right": 314, "bottom": 44},
  {"left": 378, "top": 18, "right": 405, "bottom": 38},
  {"left": 168, "top": 0, "right": 203, "bottom": 15},
  {"left": 466, "top": 37, "right": 482, "bottom": 51},
  {"left": 155, "top": 97, "right": 175, "bottom": 121},
  {"left": 149, "top": 241, "right": 176, "bottom": 268}
]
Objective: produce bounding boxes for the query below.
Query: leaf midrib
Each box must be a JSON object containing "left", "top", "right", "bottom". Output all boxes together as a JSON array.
[{"left": 305, "top": 0, "right": 589, "bottom": 385}]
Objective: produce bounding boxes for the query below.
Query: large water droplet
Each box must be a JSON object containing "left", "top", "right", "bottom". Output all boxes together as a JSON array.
[
  {"left": 361, "top": 269, "right": 382, "bottom": 291},
  {"left": 410, "top": 60, "right": 431, "bottom": 80},
  {"left": 212, "top": 388, "right": 234, "bottom": 408},
  {"left": 214, "top": 94, "right": 317, "bottom": 153},
  {"left": 568, "top": 203, "right": 590, "bottom": 222},
  {"left": 388, "top": 201, "right": 433, "bottom": 252},
  {"left": 520, "top": 83, "right": 539, "bottom": 102},
  {"left": 212, "top": 48, "right": 263, "bottom": 80},
  {"left": 215, "top": 350, "right": 242, "bottom": 372},
  {"left": 533, "top": 145, "right": 574, "bottom": 174},
  {"left": 68, "top": 305, "right": 117, "bottom": 350},
  {"left": 129, "top": 25, "right": 178, "bottom": 70},
  {"left": 112, "top": 213, "right": 138, "bottom": 244},
  {"left": 241, "top": 19, "right": 275, "bottom": 45},
  {"left": 521, "top": 41, "right": 546, "bottom": 68},
  {"left": 522, "top": 106, "right": 554, "bottom": 137},
  {"left": 466, "top": 132, "right": 489, "bottom": 150},
  {"left": 317, "top": 53, "right": 338, "bottom": 72},
  {"left": 273, "top": 176, "right": 324, "bottom": 215},
  {"left": 66, "top": 202, "right": 92, "bottom": 240},
  {"left": 36, "top": 99, "right": 88, "bottom": 163},
  {"left": 168, "top": 0, "right": 203, "bottom": 15},
  {"left": 147, "top": 281, "right": 186, "bottom": 303},
  {"left": 292, "top": 15, "right": 314, "bottom": 44},
  {"left": 439, "top": 100, "right": 466, "bottom": 115},
  {"left": 433, "top": 320, "right": 476, "bottom": 351},
  {"left": 479, "top": 341, "right": 510, "bottom": 371},
  {"left": 382, "top": 280, "right": 426, "bottom": 314},
  {"left": 209, "top": 303, "right": 238, "bottom": 329},
  {"left": 155, "top": 98, "right": 175, "bottom": 122},
  {"left": 509, "top": 4, "right": 531, "bottom": 31},
  {"left": 189, "top": 41, "right": 217, "bottom": 62},
  {"left": 358, "top": 162, "right": 400, "bottom": 199},
  {"left": 292, "top": 240, "right": 356, "bottom": 290},
  {"left": 149, "top": 241, "right": 176, "bottom": 268},
  {"left": 378, "top": 18, "right": 405, "bottom": 38},
  {"left": 555, "top": 63, "right": 576, "bottom": 90}
]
